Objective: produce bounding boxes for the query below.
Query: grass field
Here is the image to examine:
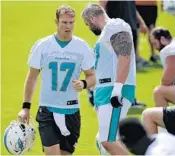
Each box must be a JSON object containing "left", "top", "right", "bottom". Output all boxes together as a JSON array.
[{"left": 1, "top": 1, "right": 175, "bottom": 155}]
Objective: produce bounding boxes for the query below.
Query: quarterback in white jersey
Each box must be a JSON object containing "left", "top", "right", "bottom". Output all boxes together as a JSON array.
[
  {"left": 28, "top": 35, "right": 94, "bottom": 110},
  {"left": 142, "top": 27, "right": 175, "bottom": 136},
  {"left": 82, "top": 4, "right": 136, "bottom": 155},
  {"left": 18, "top": 6, "right": 95, "bottom": 155}
]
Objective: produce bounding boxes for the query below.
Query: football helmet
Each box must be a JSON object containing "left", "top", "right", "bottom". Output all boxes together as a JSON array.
[{"left": 4, "top": 120, "right": 36, "bottom": 155}]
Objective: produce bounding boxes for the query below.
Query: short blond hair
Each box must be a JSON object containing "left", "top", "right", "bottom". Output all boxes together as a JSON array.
[{"left": 56, "top": 5, "right": 75, "bottom": 20}]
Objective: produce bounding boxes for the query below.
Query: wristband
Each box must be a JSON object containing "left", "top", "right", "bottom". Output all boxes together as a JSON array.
[
  {"left": 81, "top": 80, "right": 87, "bottom": 89},
  {"left": 22, "top": 102, "right": 31, "bottom": 109}
]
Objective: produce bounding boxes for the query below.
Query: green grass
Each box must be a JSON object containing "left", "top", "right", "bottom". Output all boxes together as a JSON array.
[{"left": 1, "top": 1, "right": 175, "bottom": 155}]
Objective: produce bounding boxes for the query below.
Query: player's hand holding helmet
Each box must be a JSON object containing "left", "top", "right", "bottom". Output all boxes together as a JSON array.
[
  {"left": 3, "top": 120, "right": 36, "bottom": 155},
  {"left": 18, "top": 108, "right": 30, "bottom": 124},
  {"left": 18, "top": 102, "right": 31, "bottom": 124},
  {"left": 110, "top": 83, "right": 123, "bottom": 108}
]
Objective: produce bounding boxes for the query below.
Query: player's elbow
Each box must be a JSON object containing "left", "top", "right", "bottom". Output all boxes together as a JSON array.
[
  {"left": 86, "top": 71, "right": 96, "bottom": 88},
  {"left": 118, "top": 55, "right": 131, "bottom": 64}
]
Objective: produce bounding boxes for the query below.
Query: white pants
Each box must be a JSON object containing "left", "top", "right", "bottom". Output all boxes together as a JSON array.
[{"left": 96, "top": 98, "right": 132, "bottom": 142}]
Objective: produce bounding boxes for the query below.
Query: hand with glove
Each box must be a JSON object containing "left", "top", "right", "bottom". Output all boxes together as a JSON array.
[{"left": 110, "top": 83, "right": 123, "bottom": 108}]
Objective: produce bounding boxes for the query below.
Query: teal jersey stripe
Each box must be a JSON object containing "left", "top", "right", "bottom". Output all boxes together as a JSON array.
[
  {"left": 108, "top": 107, "right": 121, "bottom": 142},
  {"left": 94, "top": 42, "right": 100, "bottom": 69},
  {"left": 47, "top": 107, "right": 79, "bottom": 114},
  {"left": 94, "top": 85, "right": 135, "bottom": 106},
  {"left": 54, "top": 34, "right": 71, "bottom": 48}
]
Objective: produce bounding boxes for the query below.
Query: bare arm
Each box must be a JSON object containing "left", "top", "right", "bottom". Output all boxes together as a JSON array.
[
  {"left": 161, "top": 56, "right": 175, "bottom": 85},
  {"left": 136, "top": 10, "right": 144, "bottom": 26},
  {"left": 136, "top": 10, "right": 148, "bottom": 34},
  {"left": 24, "top": 67, "right": 40, "bottom": 102},
  {"left": 18, "top": 67, "right": 40, "bottom": 123},
  {"left": 99, "top": 0, "right": 108, "bottom": 9},
  {"left": 110, "top": 31, "right": 132, "bottom": 83},
  {"left": 73, "top": 68, "right": 95, "bottom": 92},
  {"left": 83, "top": 68, "right": 96, "bottom": 88}
]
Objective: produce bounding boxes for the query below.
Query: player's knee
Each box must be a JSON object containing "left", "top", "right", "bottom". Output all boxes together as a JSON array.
[
  {"left": 142, "top": 108, "right": 153, "bottom": 123},
  {"left": 154, "top": 85, "right": 167, "bottom": 96},
  {"left": 154, "top": 86, "right": 162, "bottom": 96},
  {"left": 44, "top": 144, "right": 60, "bottom": 155},
  {"left": 154, "top": 86, "right": 163, "bottom": 99},
  {"left": 154, "top": 86, "right": 166, "bottom": 106}
]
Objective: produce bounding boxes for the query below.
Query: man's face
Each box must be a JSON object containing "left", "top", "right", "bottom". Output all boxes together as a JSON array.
[
  {"left": 56, "top": 14, "right": 75, "bottom": 38},
  {"left": 150, "top": 35, "right": 165, "bottom": 51},
  {"left": 84, "top": 19, "right": 101, "bottom": 36}
]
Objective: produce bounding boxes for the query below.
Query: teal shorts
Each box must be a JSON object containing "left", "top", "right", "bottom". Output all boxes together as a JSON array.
[{"left": 94, "top": 85, "right": 135, "bottom": 106}]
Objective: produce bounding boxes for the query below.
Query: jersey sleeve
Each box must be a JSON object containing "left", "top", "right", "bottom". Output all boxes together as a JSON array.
[
  {"left": 27, "top": 40, "right": 42, "bottom": 69},
  {"left": 81, "top": 43, "right": 95, "bottom": 71},
  {"left": 100, "top": 19, "right": 132, "bottom": 52},
  {"left": 161, "top": 45, "right": 175, "bottom": 61},
  {"left": 165, "top": 46, "right": 175, "bottom": 57}
]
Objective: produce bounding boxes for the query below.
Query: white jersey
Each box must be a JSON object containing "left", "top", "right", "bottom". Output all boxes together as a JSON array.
[
  {"left": 28, "top": 34, "right": 94, "bottom": 109},
  {"left": 146, "top": 133, "right": 175, "bottom": 155},
  {"left": 94, "top": 18, "right": 136, "bottom": 88},
  {"left": 160, "top": 38, "right": 175, "bottom": 68}
]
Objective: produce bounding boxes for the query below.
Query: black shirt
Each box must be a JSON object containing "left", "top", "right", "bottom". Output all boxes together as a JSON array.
[{"left": 106, "top": 1, "right": 137, "bottom": 30}]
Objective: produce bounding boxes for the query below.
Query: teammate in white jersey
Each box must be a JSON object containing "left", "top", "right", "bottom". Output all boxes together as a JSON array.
[
  {"left": 82, "top": 4, "right": 136, "bottom": 155},
  {"left": 150, "top": 27, "right": 175, "bottom": 107},
  {"left": 142, "top": 27, "right": 175, "bottom": 135},
  {"left": 18, "top": 6, "right": 95, "bottom": 155}
]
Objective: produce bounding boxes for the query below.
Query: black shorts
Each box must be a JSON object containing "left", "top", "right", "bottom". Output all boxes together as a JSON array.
[
  {"left": 163, "top": 106, "right": 175, "bottom": 135},
  {"left": 36, "top": 106, "right": 81, "bottom": 154},
  {"left": 136, "top": 6, "right": 157, "bottom": 29}
]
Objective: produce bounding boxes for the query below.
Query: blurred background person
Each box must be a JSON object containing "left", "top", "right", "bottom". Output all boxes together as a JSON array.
[
  {"left": 149, "top": 27, "right": 175, "bottom": 107},
  {"left": 142, "top": 106, "right": 175, "bottom": 135},
  {"left": 119, "top": 118, "right": 175, "bottom": 155},
  {"left": 142, "top": 27, "right": 175, "bottom": 136},
  {"left": 136, "top": 0, "right": 159, "bottom": 63},
  {"left": 162, "top": 0, "right": 175, "bottom": 16}
]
